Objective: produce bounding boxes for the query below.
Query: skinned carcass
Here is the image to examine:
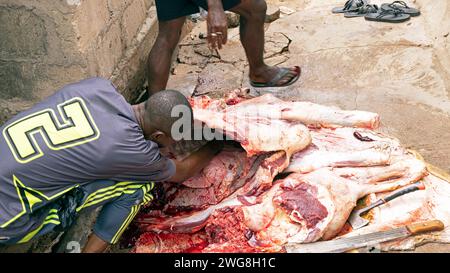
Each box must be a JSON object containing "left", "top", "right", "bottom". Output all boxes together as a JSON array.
[
  {"left": 136, "top": 151, "right": 290, "bottom": 234},
  {"left": 194, "top": 108, "right": 311, "bottom": 157},
  {"left": 191, "top": 90, "right": 381, "bottom": 129},
  {"left": 207, "top": 167, "right": 427, "bottom": 252},
  {"left": 162, "top": 146, "right": 263, "bottom": 213},
  {"left": 285, "top": 127, "right": 427, "bottom": 182},
  {"left": 223, "top": 94, "right": 380, "bottom": 129},
  {"left": 134, "top": 163, "right": 428, "bottom": 253},
  {"left": 130, "top": 92, "right": 447, "bottom": 253},
  {"left": 165, "top": 90, "right": 380, "bottom": 161},
  {"left": 285, "top": 128, "right": 396, "bottom": 173},
  {"left": 134, "top": 129, "right": 429, "bottom": 253},
  {"left": 190, "top": 90, "right": 379, "bottom": 157}
]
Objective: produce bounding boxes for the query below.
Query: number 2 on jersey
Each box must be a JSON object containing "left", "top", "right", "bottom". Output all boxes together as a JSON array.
[{"left": 3, "top": 97, "right": 100, "bottom": 164}]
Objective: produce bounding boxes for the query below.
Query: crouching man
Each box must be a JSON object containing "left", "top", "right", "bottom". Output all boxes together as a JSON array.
[{"left": 0, "top": 78, "right": 222, "bottom": 253}]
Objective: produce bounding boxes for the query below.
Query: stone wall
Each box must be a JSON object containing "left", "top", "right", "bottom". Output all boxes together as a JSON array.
[{"left": 0, "top": 0, "right": 159, "bottom": 125}]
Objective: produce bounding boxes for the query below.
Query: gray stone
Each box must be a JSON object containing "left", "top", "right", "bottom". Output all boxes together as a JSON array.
[
  {"left": 215, "top": 40, "right": 247, "bottom": 64},
  {"left": 264, "top": 32, "right": 292, "bottom": 58},
  {"left": 226, "top": 11, "right": 240, "bottom": 28}
]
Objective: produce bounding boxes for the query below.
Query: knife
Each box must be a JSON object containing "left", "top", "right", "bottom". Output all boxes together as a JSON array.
[
  {"left": 285, "top": 220, "right": 444, "bottom": 253},
  {"left": 348, "top": 182, "right": 426, "bottom": 230}
]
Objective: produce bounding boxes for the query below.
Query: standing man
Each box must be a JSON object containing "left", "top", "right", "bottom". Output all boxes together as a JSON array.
[
  {"left": 146, "top": 0, "right": 301, "bottom": 96},
  {"left": 0, "top": 78, "right": 222, "bottom": 253}
]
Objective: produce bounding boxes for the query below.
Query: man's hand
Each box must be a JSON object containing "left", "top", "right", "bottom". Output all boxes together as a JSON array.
[
  {"left": 207, "top": 0, "right": 228, "bottom": 50},
  {"left": 169, "top": 140, "right": 224, "bottom": 183}
]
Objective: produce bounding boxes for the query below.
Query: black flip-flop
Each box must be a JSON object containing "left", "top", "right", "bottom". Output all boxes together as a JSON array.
[
  {"left": 381, "top": 1, "right": 420, "bottom": 16},
  {"left": 344, "top": 4, "right": 379, "bottom": 18},
  {"left": 250, "top": 66, "right": 301, "bottom": 88},
  {"left": 365, "top": 7, "right": 411, "bottom": 23},
  {"left": 332, "top": 0, "right": 368, "bottom": 14}
]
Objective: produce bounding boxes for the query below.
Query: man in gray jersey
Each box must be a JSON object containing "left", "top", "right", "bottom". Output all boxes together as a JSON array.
[{"left": 0, "top": 77, "right": 222, "bottom": 253}]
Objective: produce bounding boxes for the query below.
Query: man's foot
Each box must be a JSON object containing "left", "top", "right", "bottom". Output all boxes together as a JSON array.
[{"left": 250, "top": 66, "right": 301, "bottom": 88}]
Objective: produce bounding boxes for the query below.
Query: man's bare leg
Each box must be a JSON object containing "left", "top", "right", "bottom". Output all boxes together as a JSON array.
[
  {"left": 83, "top": 234, "right": 109, "bottom": 253},
  {"left": 230, "top": 0, "right": 300, "bottom": 86},
  {"left": 146, "top": 17, "right": 186, "bottom": 96}
]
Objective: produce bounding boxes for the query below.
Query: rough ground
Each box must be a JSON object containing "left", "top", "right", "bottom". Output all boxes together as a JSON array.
[{"left": 165, "top": 0, "right": 450, "bottom": 252}]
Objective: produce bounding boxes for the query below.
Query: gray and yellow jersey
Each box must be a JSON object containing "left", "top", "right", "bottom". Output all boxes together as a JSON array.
[{"left": 0, "top": 78, "right": 175, "bottom": 243}]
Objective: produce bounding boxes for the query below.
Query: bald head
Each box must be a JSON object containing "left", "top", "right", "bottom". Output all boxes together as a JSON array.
[{"left": 145, "top": 90, "right": 193, "bottom": 137}]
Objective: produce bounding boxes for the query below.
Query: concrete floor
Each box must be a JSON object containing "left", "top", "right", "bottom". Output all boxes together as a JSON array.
[
  {"left": 262, "top": 0, "right": 450, "bottom": 175},
  {"left": 168, "top": 0, "right": 450, "bottom": 252},
  {"left": 173, "top": 0, "right": 450, "bottom": 174}
]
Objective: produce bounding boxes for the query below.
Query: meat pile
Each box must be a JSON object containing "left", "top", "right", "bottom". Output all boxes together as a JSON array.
[{"left": 130, "top": 89, "right": 450, "bottom": 253}]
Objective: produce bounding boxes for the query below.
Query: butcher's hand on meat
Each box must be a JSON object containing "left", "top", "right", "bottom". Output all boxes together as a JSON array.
[{"left": 168, "top": 140, "right": 224, "bottom": 183}]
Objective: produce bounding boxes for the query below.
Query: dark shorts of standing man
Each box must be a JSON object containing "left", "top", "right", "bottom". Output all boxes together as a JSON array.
[{"left": 155, "top": 0, "right": 241, "bottom": 21}]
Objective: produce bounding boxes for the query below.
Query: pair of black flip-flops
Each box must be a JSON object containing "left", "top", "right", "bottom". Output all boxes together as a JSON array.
[{"left": 332, "top": 0, "right": 420, "bottom": 23}]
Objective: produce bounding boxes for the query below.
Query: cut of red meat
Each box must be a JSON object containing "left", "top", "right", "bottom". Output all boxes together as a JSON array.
[
  {"left": 164, "top": 187, "right": 217, "bottom": 214},
  {"left": 275, "top": 183, "right": 328, "bottom": 229},
  {"left": 205, "top": 207, "right": 253, "bottom": 247},
  {"left": 162, "top": 146, "right": 262, "bottom": 213}
]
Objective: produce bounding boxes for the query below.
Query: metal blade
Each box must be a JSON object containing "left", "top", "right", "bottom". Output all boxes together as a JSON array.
[
  {"left": 348, "top": 209, "right": 370, "bottom": 229},
  {"left": 285, "top": 227, "right": 410, "bottom": 253}
]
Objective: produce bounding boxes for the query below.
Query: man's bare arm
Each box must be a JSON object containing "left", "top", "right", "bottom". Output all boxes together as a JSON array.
[{"left": 168, "top": 141, "right": 223, "bottom": 183}]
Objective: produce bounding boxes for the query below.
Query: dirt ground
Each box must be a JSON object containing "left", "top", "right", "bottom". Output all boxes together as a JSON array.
[{"left": 167, "top": 0, "right": 450, "bottom": 253}]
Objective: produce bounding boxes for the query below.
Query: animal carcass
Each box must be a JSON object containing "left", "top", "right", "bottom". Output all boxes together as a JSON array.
[
  {"left": 191, "top": 89, "right": 380, "bottom": 129},
  {"left": 131, "top": 92, "right": 447, "bottom": 253},
  {"left": 136, "top": 150, "right": 290, "bottom": 234},
  {"left": 134, "top": 162, "right": 428, "bottom": 253},
  {"left": 190, "top": 89, "right": 379, "bottom": 157},
  {"left": 161, "top": 146, "right": 262, "bottom": 213}
]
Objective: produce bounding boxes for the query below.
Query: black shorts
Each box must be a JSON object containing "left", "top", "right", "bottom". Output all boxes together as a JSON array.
[{"left": 155, "top": 0, "right": 242, "bottom": 21}]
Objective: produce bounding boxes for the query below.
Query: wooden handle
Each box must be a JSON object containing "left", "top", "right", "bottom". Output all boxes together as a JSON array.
[{"left": 406, "top": 220, "right": 445, "bottom": 235}]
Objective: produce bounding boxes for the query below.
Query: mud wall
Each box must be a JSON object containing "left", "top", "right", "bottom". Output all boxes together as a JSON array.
[
  {"left": 0, "top": 0, "right": 160, "bottom": 253},
  {"left": 0, "top": 0, "right": 159, "bottom": 124}
]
